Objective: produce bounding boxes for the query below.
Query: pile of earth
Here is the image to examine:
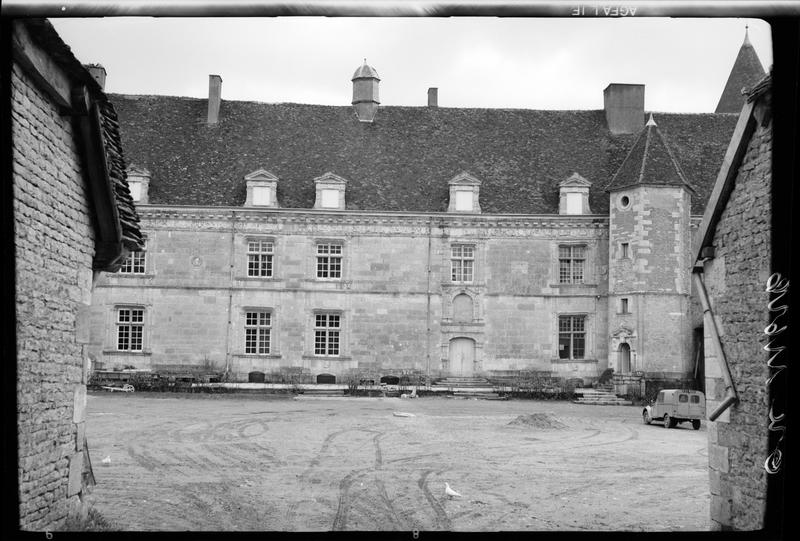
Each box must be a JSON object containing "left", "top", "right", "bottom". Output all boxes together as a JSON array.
[{"left": 507, "top": 413, "right": 566, "bottom": 429}]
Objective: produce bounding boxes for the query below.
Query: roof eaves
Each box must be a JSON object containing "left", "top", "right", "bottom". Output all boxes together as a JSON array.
[{"left": 694, "top": 98, "right": 760, "bottom": 267}]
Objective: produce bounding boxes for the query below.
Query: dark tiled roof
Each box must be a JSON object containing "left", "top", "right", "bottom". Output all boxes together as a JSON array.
[
  {"left": 109, "top": 95, "right": 739, "bottom": 215},
  {"left": 746, "top": 72, "right": 772, "bottom": 102},
  {"left": 21, "top": 19, "right": 144, "bottom": 260},
  {"left": 715, "top": 34, "right": 767, "bottom": 113},
  {"left": 97, "top": 99, "right": 144, "bottom": 252},
  {"left": 606, "top": 116, "right": 693, "bottom": 193}
]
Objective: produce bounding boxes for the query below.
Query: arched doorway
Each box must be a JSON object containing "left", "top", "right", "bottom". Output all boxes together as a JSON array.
[
  {"left": 449, "top": 337, "right": 475, "bottom": 376},
  {"left": 618, "top": 343, "right": 631, "bottom": 373}
]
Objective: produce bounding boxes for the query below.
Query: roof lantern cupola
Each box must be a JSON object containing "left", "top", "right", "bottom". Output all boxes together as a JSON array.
[{"left": 352, "top": 59, "right": 380, "bottom": 123}]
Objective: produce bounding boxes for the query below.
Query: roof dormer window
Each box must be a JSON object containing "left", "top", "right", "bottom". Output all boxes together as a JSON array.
[
  {"left": 447, "top": 172, "right": 482, "bottom": 213},
  {"left": 313, "top": 172, "right": 348, "bottom": 211},
  {"left": 125, "top": 165, "right": 151, "bottom": 204},
  {"left": 244, "top": 169, "right": 279, "bottom": 208},
  {"left": 559, "top": 172, "right": 592, "bottom": 215}
]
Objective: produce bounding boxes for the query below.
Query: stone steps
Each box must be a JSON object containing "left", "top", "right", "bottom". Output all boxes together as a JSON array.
[
  {"left": 299, "top": 388, "right": 345, "bottom": 397},
  {"left": 573, "top": 387, "right": 633, "bottom": 406},
  {"left": 453, "top": 391, "right": 507, "bottom": 400},
  {"left": 433, "top": 377, "right": 493, "bottom": 389}
]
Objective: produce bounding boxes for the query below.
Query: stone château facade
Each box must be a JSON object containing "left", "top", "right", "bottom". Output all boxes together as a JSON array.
[{"left": 87, "top": 35, "right": 764, "bottom": 386}]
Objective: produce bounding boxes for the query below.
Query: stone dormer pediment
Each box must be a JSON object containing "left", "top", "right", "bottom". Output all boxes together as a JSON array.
[
  {"left": 314, "top": 172, "right": 349, "bottom": 186},
  {"left": 448, "top": 172, "right": 482, "bottom": 213},
  {"left": 314, "top": 172, "right": 348, "bottom": 210},
  {"left": 448, "top": 172, "right": 482, "bottom": 187},
  {"left": 244, "top": 169, "right": 279, "bottom": 207},
  {"left": 245, "top": 169, "right": 279, "bottom": 182},
  {"left": 559, "top": 172, "right": 592, "bottom": 188}
]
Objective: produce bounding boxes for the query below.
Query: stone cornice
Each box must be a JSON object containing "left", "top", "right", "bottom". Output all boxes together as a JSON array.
[{"left": 135, "top": 204, "right": 610, "bottom": 230}]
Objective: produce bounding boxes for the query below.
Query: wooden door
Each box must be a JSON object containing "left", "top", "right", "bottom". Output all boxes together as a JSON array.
[{"left": 449, "top": 338, "right": 475, "bottom": 376}]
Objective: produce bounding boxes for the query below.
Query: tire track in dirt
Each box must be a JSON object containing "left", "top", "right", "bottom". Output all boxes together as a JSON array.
[
  {"left": 374, "top": 476, "right": 404, "bottom": 529},
  {"left": 373, "top": 432, "right": 383, "bottom": 468},
  {"left": 330, "top": 429, "right": 385, "bottom": 530},
  {"left": 418, "top": 469, "right": 452, "bottom": 530},
  {"left": 571, "top": 423, "right": 638, "bottom": 449},
  {"left": 386, "top": 453, "right": 442, "bottom": 465},
  {"left": 331, "top": 468, "right": 361, "bottom": 530},
  {"left": 126, "top": 444, "right": 158, "bottom": 471},
  {"left": 300, "top": 428, "right": 350, "bottom": 480}
]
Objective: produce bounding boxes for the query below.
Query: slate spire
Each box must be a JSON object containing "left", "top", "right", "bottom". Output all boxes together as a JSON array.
[
  {"left": 606, "top": 115, "right": 695, "bottom": 193},
  {"left": 715, "top": 27, "right": 767, "bottom": 113}
]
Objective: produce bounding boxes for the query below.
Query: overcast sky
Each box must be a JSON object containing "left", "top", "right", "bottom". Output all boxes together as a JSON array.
[{"left": 50, "top": 16, "right": 772, "bottom": 113}]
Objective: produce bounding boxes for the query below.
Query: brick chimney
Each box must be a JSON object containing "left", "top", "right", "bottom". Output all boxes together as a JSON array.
[
  {"left": 428, "top": 87, "right": 438, "bottom": 107},
  {"left": 207, "top": 74, "right": 222, "bottom": 125},
  {"left": 85, "top": 64, "right": 106, "bottom": 90},
  {"left": 603, "top": 83, "right": 645, "bottom": 134}
]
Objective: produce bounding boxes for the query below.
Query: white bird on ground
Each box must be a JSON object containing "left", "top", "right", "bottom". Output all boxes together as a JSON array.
[
  {"left": 101, "top": 455, "right": 111, "bottom": 464},
  {"left": 445, "top": 483, "right": 462, "bottom": 498}
]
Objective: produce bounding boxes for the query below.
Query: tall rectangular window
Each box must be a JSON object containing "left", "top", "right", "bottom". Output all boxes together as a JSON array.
[
  {"left": 451, "top": 244, "right": 475, "bottom": 283},
  {"left": 621, "top": 298, "right": 630, "bottom": 314},
  {"left": 119, "top": 242, "right": 146, "bottom": 274},
  {"left": 621, "top": 242, "right": 630, "bottom": 259},
  {"left": 117, "top": 307, "right": 144, "bottom": 351},
  {"left": 558, "top": 315, "right": 586, "bottom": 360},
  {"left": 559, "top": 245, "right": 585, "bottom": 284},
  {"left": 314, "top": 313, "right": 341, "bottom": 356},
  {"left": 245, "top": 311, "right": 271, "bottom": 354},
  {"left": 316, "top": 243, "right": 342, "bottom": 279},
  {"left": 247, "top": 240, "right": 274, "bottom": 277}
]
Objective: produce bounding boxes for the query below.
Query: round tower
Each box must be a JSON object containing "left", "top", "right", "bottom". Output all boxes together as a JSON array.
[{"left": 352, "top": 60, "right": 380, "bottom": 122}]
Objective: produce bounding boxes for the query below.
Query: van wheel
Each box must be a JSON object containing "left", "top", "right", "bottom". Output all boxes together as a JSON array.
[
  {"left": 663, "top": 414, "right": 674, "bottom": 428},
  {"left": 692, "top": 420, "right": 701, "bottom": 430},
  {"left": 643, "top": 411, "right": 652, "bottom": 425}
]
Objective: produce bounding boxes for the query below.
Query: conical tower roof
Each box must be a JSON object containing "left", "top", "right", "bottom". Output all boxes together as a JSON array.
[
  {"left": 715, "top": 28, "right": 766, "bottom": 113},
  {"left": 606, "top": 114, "right": 695, "bottom": 193}
]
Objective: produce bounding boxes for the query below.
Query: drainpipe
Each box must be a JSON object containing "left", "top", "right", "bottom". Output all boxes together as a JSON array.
[
  {"left": 426, "top": 217, "right": 432, "bottom": 385},
  {"left": 224, "top": 210, "right": 236, "bottom": 376},
  {"left": 693, "top": 271, "right": 738, "bottom": 420}
]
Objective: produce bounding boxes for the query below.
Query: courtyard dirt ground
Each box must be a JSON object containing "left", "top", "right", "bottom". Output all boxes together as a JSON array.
[{"left": 83, "top": 392, "right": 710, "bottom": 532}]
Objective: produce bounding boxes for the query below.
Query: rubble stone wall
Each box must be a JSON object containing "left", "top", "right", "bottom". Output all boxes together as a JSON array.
[
  {"left": 702, "top": 113, "right": 771, "bottom": 530},
  {"left": 13, "top": 60, "right": 95, "bottom": 530}
]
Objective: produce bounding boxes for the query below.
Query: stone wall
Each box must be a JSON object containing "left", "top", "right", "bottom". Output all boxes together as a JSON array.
[
  {"left": 608, "top": 186, "right": 694, "bottom": 377},
  {"left": 13, "top": 61, "right": 94, "bottom": 529},
  {"left": 702, "top": 110, "right": 772, "bottom": 530},
  {"left": 90, "top": 211, "right": 612, "bottom": 380}
]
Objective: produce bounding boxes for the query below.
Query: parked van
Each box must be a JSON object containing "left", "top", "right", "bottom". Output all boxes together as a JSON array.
[{"left": 643, "top": 389, "right": 705, "bottom": 429}]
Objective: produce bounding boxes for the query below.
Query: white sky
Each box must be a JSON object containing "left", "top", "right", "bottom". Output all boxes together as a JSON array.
[{"left": 50, "top": 16, "right": 772, "bottom": 113}]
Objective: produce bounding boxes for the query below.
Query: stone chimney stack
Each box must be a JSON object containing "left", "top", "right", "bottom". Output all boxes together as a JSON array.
[
  {"left": 603, "top": 83, "right": 645, "bottom": 134},
  {"left": 207, "top": 74, "right": 222, "bottom": 125},
  {"left": 351, "top": 60, "right": 380, "bottom": 122},
  {"left": 85, "top": 64, "right": 107, "bottom": 90},
  {"left": 428, "top": 87, "right": 438, "bottom": 107}
]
